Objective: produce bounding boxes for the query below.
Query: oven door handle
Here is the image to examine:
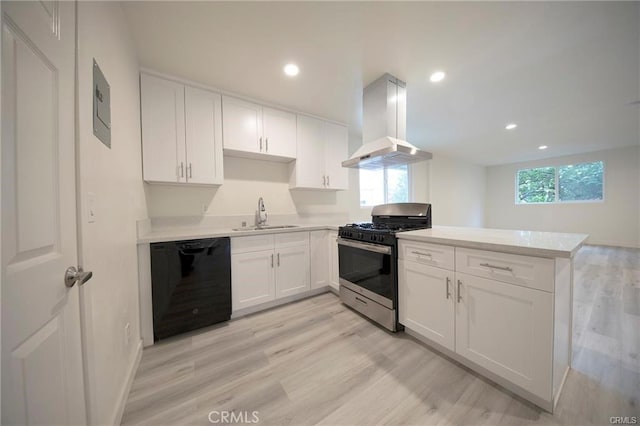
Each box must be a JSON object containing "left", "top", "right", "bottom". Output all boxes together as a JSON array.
[{"left": 337, "top": 238, "right": 392, "bottom": 255}]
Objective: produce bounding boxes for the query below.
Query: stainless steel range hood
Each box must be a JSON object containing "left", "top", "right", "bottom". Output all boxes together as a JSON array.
[{"left": 342, "top": 74, "right": 432, "bottom": 170}]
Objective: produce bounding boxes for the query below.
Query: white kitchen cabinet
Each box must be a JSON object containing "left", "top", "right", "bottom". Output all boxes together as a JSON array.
[
  {"left": 323, "top": 122, "right": 349, "bottom": 190},
  {"left": 184, "top": 86, "right": 224, "bottom": 185},
  {"left": 222, "top": 96, "right": 296, "bottom": 161},
  {"left": 398, "top": 239, "right": 562, "bottom": 410},
  {"left": 231, "top": 250, "right": 276, "bottom": 311},
  {"left": 398, "top": 260, "right": 455, "bottom": 351},
  {"left": 141, "top": 73, "right": 223, "bottom": 185},
  {"left": 310, "top": 230, "right": 329, "bottom": 289},
  {"left": 328, "top": 231, "right": 340, "bottom": 291},
  {"left": 290, "top": 115, "right": 349, "bottom": 190},
  {"left": 455, "top": 272, "right": 553, "bottom": 399},
  {"left": 275, "top": 245, "right": 310, "bottom": 298},
  {"left": 231, "top": 232, "right": 310, "bottom": 311}
]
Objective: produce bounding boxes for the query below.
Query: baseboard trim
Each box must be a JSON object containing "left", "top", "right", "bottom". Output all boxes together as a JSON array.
[
  {"left": 231, "top": 287, "right": 330, "bottom": 319},
  {"left": 111, "top": 339, "right": 143, "bottom": 426}
]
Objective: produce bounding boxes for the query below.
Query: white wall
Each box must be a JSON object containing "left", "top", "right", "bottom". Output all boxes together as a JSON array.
[
  {"left": 485, "top": 146, "right": 640, "bottom": 248},
  {"left": 77, "top": 2, "right": 147, "bottom": 424},
  {"left": 425, "top": 154, "right": 486, "bottom": 227}
]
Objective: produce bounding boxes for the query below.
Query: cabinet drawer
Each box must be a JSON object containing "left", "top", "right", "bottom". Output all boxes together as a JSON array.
[
  {"left": 399, "top": 240, "right": 455, "bottom": 271},
  {"left": 275, "top": 232, "right": 309, "bottom": 248},
  {"left": 231, "top": 234, "right": 275, "bottom": 254},
  {"left": 456, "top": 248, "right": 554, "bottom": 292}
]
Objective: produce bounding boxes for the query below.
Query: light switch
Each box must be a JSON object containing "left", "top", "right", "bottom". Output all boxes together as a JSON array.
[{"left": 87, "top": 192, "right": 96, "bottom": 223}]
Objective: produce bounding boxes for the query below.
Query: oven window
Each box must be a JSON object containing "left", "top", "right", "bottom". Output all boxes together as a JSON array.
[{"left": 338, "top": 244, "right": 394, "bottom": 301}]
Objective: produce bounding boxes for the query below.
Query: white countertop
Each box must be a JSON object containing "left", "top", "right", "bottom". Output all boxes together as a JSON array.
[
  {"left": 138, "top": 224, "right": 341, "bottom": 244},
  {"left": 397, "top": 226, "right": 588, "bottom": 258}
]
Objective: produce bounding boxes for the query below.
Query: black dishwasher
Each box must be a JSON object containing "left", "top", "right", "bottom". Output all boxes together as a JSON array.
[{"left": 150, "top": 237, "right": 231, "bottom": 341}]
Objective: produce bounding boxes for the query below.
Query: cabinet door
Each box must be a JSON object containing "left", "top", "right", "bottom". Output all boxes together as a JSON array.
[
  {"left": 184, "top": 86, "right": 223, "bottom": 185},
  {"left": 455, "top": 272, "right": 553, "bottom": 399},
  {"left": 141, "top": 74, "right": 186, "bottom": 183},
  {"left": 323, "top": 122, "right": 349, "bottom": 190},
  {"left": 262, "top": 107, "right": 296, "bottom": 160},
  {"left": 328, "top": 231, "right": 340, "bottom": 291},
  {"left": 275, "top": 245, "right": 310, "bottom": 298},
  {"left": 310, "top": 231, "right": 329, "bottom": 289},
  {"left": 398, "top": 261, "right": 455, "bottom": 351},
  {"left": 231, "top": 250, "right": 275, "bottom": 311},
  {"left": 292, "top": 115, "right": 326, "bottom": 189},
  {"left": 222, "top": 96, "right": 262, "bottom": 154}
]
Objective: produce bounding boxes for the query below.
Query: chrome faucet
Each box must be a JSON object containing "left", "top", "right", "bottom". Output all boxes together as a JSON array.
[{"left": 257, "top": 197, "right": 268, "bottom": 227}]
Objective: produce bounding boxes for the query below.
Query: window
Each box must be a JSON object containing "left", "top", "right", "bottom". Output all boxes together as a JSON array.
[
  {"left": 360, "top": 165, "right": 409, "bottom": 207},
  {"left": 516, "top": 161, "right": 604, "bottom": 204}
]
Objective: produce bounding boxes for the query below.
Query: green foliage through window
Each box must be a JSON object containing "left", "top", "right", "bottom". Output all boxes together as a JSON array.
[{"left": 517, "top": 161, "right": 603, "bottom": 204}]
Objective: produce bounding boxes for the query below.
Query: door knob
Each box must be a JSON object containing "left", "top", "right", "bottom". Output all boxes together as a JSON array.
[{"left": 65, "top": 266, "right": 93, "bottom": 288}]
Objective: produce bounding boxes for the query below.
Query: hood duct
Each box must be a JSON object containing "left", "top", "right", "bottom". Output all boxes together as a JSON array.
[{"left": 342, "top": 74, "right": 432, "bottom": 169}]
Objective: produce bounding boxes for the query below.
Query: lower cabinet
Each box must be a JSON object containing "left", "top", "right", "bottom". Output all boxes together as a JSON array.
[
  {"left": 231, "top": 232, "right": 310, "bottom": 312},
  {"left": 328, "top": 231, "right": 340, "bottom": 291},
  {"left": 275, "top": 245, "right": 310, "bottom": 298},
  {"left": 231, "top": 250, "right": 276, "bottom": 310},
  {"left": 398, "top": 260, "right": 455, "bottom": 351},
  {"left": 310, "top": 230, "right": 329, "bottom": 289},
  {"left": 455, "top": 272, "right": 553, "bottom": 399},
  {"left": 398, "top": 240, "right": 557, "bottom": 406}
]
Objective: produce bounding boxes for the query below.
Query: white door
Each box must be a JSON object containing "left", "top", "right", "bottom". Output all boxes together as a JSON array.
[
  {"left": 140, "top": 73, "right": 186, "bottom": 183},
  {"left": 275, "top": 245, "right": 310, "bottom": 298},
  {"left": 455, "top": 272, "right": 553, "bottom": 399},
  {"left": 222, "top": 96, "right": 262, "bottom": 154},
  {"left": 295, "top": 115, "right": 326, "bottom": 188},
  {"left": 398, "top": 261, "right": 455, "bottom": 350},
  {"left": 231, "top": 250, "right": 275, "bottom": 311},
  {"left": 184, "top": 86, "right": 223, "bottom": 185},
  {"left": 1, "top": 1, "right": 87, "bottom": 424},
  {"left": 323, "top": 122, "right": 349, "bottom": 190},
  {"left": 309, "top": 231, "right": 328, "bottom": 289},
  {"left": 262, "top": 107, "right": 296, "bottom": 159},
  {"left": 328, "top": 232, "right": 340, "bottom": 291}
]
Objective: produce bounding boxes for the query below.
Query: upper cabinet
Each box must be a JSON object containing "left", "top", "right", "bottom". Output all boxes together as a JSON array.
[
  {"left": 222, "top": 96, "right": 296, "bottom": 162},
  {"left": 290, "top": 115, "right": 349, "bottom": 190},
  {"left": 141, "top": 73, "right": 223, "bottom": 185}
]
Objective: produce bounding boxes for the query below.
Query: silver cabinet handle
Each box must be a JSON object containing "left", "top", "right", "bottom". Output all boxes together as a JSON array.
[
  {"left": 480, "top": 263, "right": 513, "bottom": 272},
  {"left": 457, "top": 280, "right": 462, "bottom": 303},
  {"left": 265, "top": 137, "right": 269, "bottom": 152},
  {"left": 188, "top": 163, "right": 192, "bottom": 179},
  {"left": 179, "top": 162, "right": 184, "bottom": 178},
  {"left": 65, "top": 266, "right": 93, "bottom": 288},
  {"left": 323, "top": 175, "right": 326, "bottom": 186},
  {"left": 327, "top": 175, "right": 330, "bottom": 187},
  {"left": 446, "top": 277, "right": 451, "bottom": 299},
  {"left": 277, "top": 253, "right": 280, "bottom": 267},
  {"left": 259, "top": 137, "right": 263, "bottom": 151},
  {"left": 411, "top": 251, "right": 432, "bottom": 258},
  {"left": 355, "top": 296, "right": 368, "bottom": 305},
  {"left": 271, "top": 253, "right": 274, "bottom": 268}
]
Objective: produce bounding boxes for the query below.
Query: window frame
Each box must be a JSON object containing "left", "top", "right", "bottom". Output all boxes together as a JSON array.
[
  {"left": 359, "top": 164, "right": 413, "bottom": 208},
  {"left": 515, "top": 161, "right": 605, "bottom": 205}
]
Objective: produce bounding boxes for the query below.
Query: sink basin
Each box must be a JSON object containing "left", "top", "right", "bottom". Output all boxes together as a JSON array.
[{"left": 232, "top": 225, "right": 300, "bottom": 231}]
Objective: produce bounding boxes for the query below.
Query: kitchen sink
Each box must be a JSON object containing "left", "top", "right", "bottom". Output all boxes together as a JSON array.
[{"left": 232, "top": 225, "right": 300, "bottom": 231}]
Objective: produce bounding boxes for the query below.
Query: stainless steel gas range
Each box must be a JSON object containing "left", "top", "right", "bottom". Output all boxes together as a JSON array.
[{"left": 337, "top": 203, "right": 432, "bottom": 332}]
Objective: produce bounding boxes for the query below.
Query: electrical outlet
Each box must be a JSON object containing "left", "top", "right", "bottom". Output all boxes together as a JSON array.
[{"left": 124, "top": 322, "right": 131, "bottom": 346}]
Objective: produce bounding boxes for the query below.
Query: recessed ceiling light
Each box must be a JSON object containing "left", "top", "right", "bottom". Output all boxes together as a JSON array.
[
  {"left": 505, "top": 123, "right": 518, "bottom": 130},
  {"left": 538, "top": 145, "right": 548, "bottom": 150},
  {"left": 283, "top": 63, "right": 299, "bottom": 77},
  {"left": 429, "top": 71, "right": 446, "bottom": 83}
]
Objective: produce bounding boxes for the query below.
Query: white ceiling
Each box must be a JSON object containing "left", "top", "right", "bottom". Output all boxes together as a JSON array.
[{"left": 122, "top": 1, "right": 640, "bottom": 166}]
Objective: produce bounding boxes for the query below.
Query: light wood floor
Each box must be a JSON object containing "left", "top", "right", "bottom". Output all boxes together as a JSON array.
[{"left": 122, "top": 245, "right": 639, "bottom": 425}]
